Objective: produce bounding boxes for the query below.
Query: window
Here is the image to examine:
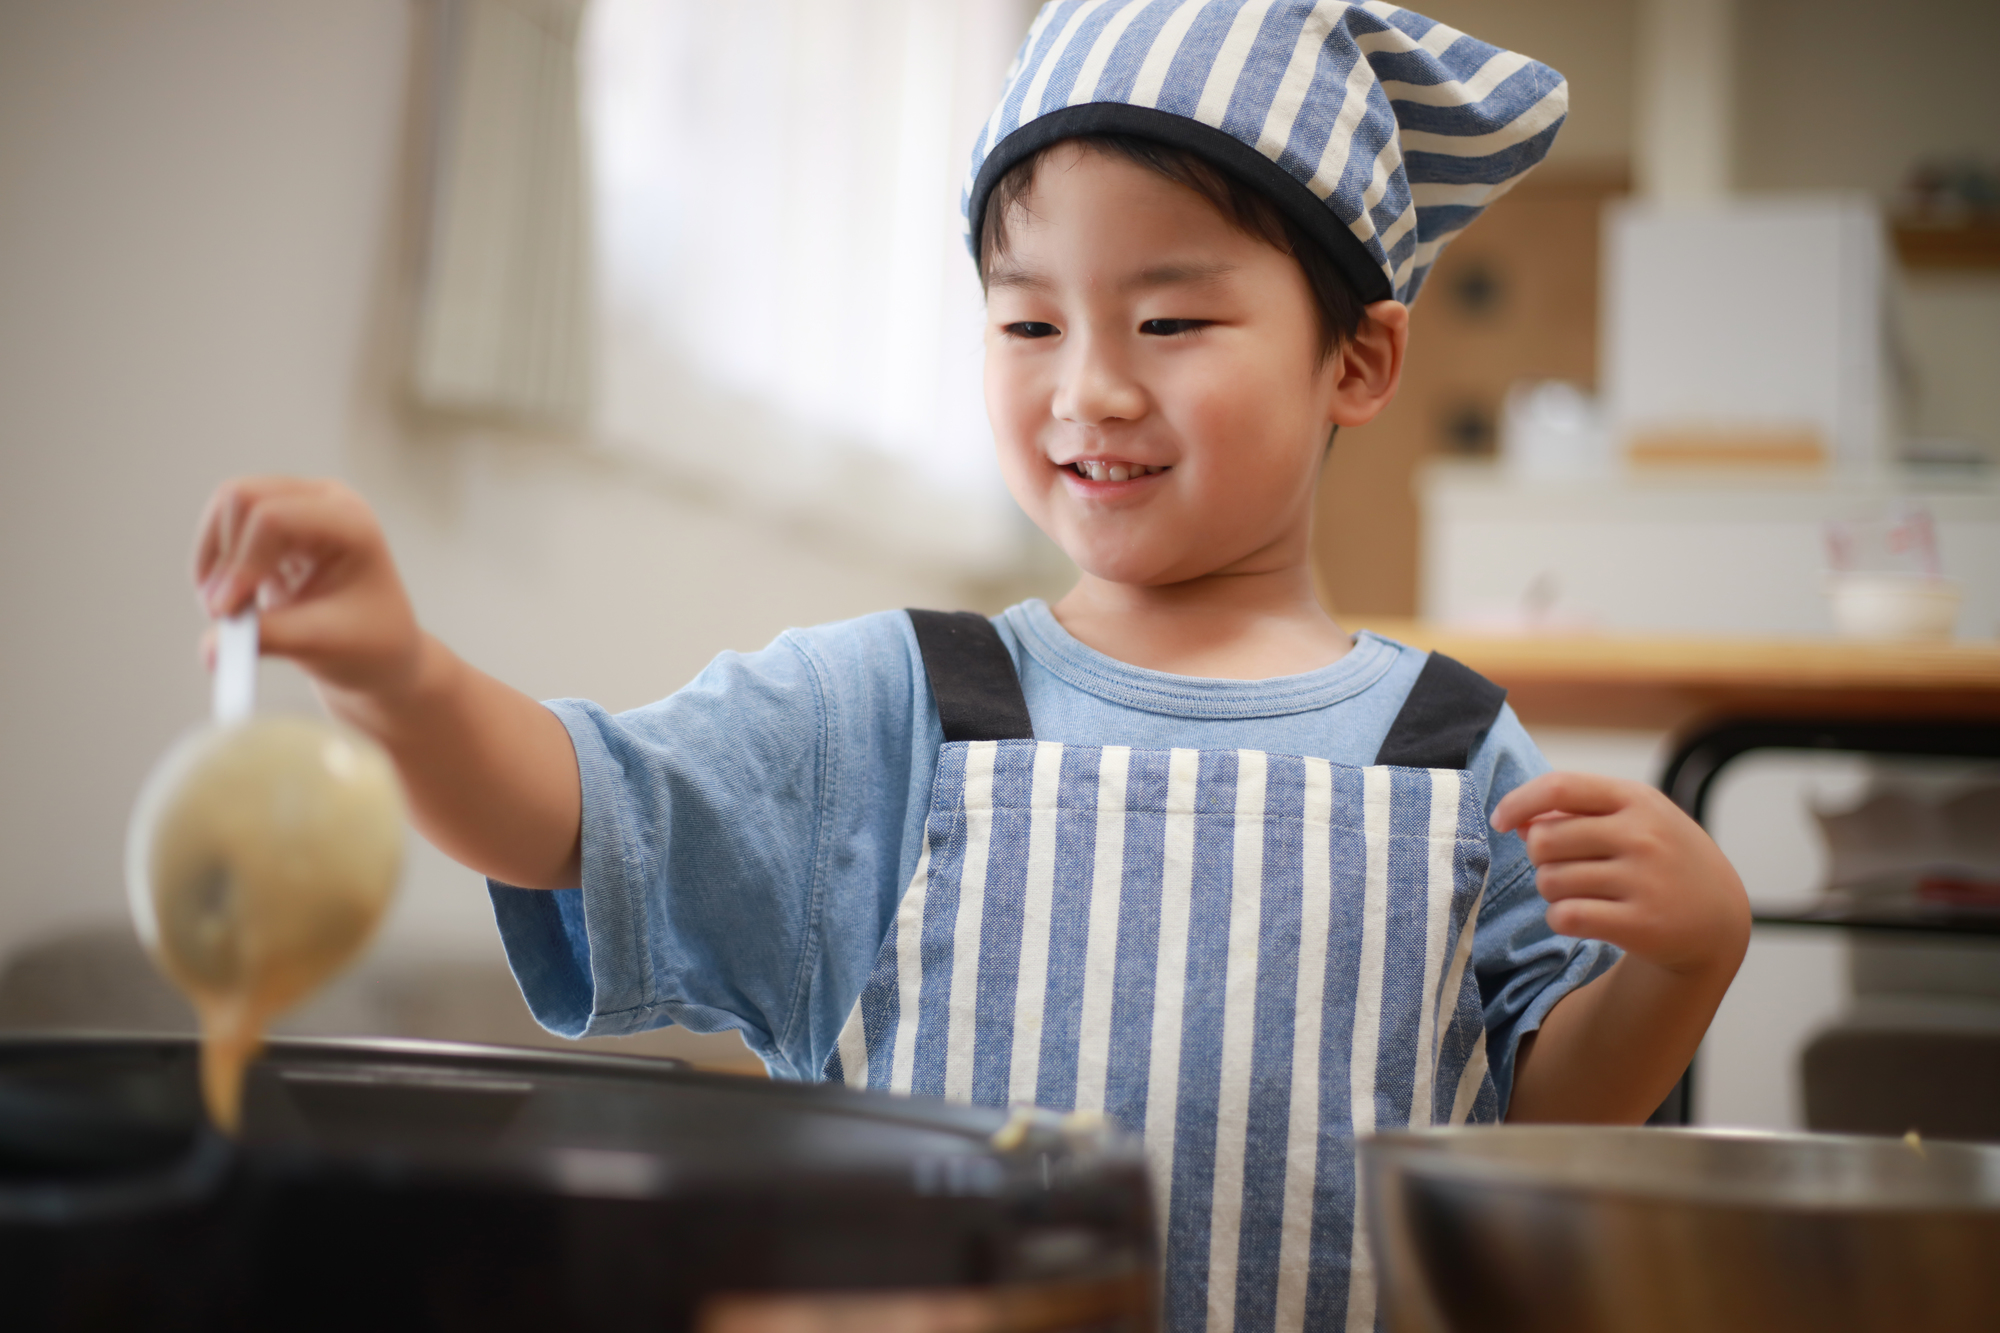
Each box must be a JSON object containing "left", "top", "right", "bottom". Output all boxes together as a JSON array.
[{"left": 583, "top": 0, "right": 1032, "bottom": 569}]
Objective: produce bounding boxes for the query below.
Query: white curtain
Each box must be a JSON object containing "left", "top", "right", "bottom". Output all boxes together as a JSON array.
[
  {"left": 583, "top": 0, "right": 1031, "bottom": 570},
  {"left": 415, "top": 0, "right": 594, "bottom": 425}
]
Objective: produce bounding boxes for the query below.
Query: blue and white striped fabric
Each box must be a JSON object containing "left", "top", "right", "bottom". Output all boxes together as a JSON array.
[
  {"left": 962, "top": 0, "right": 1567, "bottom": 305},
  {"left": 825, "top": 739, "right": 1497, "bottom": 1332}
]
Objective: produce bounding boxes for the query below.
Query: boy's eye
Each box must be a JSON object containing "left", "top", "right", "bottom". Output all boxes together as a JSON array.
[
  {"left": 1004, "top": 321, "right": 1059, "bottom": 339},
  {"left": 1139, "top": 318, "right": 1211, "bottom": 337}
]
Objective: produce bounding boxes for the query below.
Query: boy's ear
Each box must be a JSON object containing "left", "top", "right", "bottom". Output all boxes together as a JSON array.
[{"left": 1326, "top": 299, "right": 1408, "bottom": 430}]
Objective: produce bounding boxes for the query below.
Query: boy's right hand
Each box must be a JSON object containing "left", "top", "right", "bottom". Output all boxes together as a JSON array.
[
  {"left": 190, "top": 476, "right": 583, "bottom": 889},
  {"left": 194, "top": 477, "right": 422, "bottom": 701}
]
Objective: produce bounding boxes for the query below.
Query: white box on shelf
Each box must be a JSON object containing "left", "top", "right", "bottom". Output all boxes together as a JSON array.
[{"left": 1603, "top": 196, "right": 1890, "bottom": 469}]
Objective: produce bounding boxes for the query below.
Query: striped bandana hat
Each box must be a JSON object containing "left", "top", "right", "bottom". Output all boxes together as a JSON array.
[{"left": 963, "top": 1, "right": 1567, "bottom": 306}]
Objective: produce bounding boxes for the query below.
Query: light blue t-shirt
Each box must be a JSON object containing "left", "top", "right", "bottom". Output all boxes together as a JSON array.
[{"left": 489, "top": 599, "right": 1617, "bottom": 1107}]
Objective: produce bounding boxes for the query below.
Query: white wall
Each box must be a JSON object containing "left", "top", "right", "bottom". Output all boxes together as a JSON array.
[
  {"left": 1735, "top": 0, "right": 2000, "bottom": 199},
  {"left": 0, "top": 0, "right": 968, "bottom": 991},
  {"left": 0, "top": 0, "right": 395, "bottom": 955},
  {"left": 1735, "top": 0, "right": 2000, "bottom": 460}
]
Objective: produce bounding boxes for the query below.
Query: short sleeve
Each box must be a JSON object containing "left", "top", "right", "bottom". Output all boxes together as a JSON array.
[
  {"left": 1464, "top": 706, "right": 1622, "bottom": 1113},
  {"left": 487, "top": 635, "right": 833, "bottom": 1063}
]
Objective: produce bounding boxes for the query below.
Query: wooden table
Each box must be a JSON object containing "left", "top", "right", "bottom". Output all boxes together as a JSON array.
[{"left": 1350, "top": 621, "right": 2000, "bottom": 733}]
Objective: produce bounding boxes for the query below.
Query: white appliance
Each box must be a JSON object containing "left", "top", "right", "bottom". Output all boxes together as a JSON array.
[{"left": 1602, "top": 196, "right": 1892, "bottom": 469}]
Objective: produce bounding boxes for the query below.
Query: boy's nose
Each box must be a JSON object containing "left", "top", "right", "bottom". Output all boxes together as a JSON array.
[{"left": 1051, "top": 334, "right": 1148, "bottom": 427}]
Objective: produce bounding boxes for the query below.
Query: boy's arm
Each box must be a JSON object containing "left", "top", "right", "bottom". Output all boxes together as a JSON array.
[
  {"left": 1505, "top": 950, "right": 1734, "bottom": 1123},
  {"left": 195, "top": 477, "right": 582, "bottom": 889},
  {"left": 1491, "top": 773, "right": 1751, "bottom": 1124},
  {"left": 322, "top": 635, "right": 582, "bottom": 889}
]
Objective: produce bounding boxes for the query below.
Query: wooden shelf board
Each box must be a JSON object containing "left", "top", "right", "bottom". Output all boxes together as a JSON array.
[
  {"left": 1893, "top": 222, "right": 2000, "bottom": 270},
  {"left": 1352, "top": 621, "right": 2000, "bottom": 730}
]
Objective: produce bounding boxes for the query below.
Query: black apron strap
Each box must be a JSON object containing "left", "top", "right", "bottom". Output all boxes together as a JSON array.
[
  {"left": 1374, "top": 652, "right": 1507, "bottom": 770},
  {"left": 907, "top": 609, "right": 1034, "bottom": 743}
]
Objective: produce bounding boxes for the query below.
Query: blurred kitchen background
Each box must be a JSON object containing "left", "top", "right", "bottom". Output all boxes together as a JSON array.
[{"left": 2, "top": 0, "right": 1996, "bottom": 1115}]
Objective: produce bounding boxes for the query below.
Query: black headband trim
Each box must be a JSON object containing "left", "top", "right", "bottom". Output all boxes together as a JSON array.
[{"left": 968, "top": 101, "right": 1394, "bottom": 306}]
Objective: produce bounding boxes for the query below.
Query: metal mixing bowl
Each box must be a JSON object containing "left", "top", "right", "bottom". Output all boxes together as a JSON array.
[{"left": 1361, "top": 1126, "right": 2000, "bottom": 1333}]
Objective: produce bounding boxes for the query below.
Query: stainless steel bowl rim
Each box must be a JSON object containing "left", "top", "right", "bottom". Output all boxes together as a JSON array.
[{"left": 1362, "top": 1125, "right": 2000, "bottom": 1215}]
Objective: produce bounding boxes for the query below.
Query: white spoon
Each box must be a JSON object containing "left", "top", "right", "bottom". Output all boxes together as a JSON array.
[{"left": 211, "top": 609, "right": 258, "bottom": 725}]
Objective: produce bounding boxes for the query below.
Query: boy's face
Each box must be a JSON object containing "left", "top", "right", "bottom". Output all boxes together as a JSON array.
[{"left": 983, "top": 145, "right": 1343, "bottom": 589}]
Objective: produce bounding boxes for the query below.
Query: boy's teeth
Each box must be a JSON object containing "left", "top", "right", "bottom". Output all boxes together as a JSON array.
[{"left": 1074, "top": 462, "right": 1160, "bottom": 480}]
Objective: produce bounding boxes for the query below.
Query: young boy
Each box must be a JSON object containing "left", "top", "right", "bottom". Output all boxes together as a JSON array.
[{"left": 191, "top": 4, "right": 1749, "bottom": 1328}]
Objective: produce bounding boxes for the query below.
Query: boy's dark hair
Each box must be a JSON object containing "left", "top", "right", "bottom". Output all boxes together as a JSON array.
[{"left": 978, "top": 133, "right": 1367, "bottom": 361}]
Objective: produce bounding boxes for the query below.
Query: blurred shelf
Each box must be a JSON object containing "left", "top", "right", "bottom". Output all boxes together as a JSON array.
[
  {"left": 1351, "top": 622, "right": 2000, "bottom": 730},
  {"left": 1893, "top": 222, "right": 2000, "bottom": 270},
  {"left": 1753, "top": 906, "right": 2000, "bottom": 939}
]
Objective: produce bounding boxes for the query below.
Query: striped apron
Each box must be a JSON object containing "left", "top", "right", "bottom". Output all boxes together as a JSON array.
[{"left": 825, "top": 612, "right": 1508, "bottom": 1333}]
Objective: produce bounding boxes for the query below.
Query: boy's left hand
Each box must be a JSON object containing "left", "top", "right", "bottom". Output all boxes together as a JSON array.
[{"left": 1491, "top": 773, "right": 1751, "bottom": 979}]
